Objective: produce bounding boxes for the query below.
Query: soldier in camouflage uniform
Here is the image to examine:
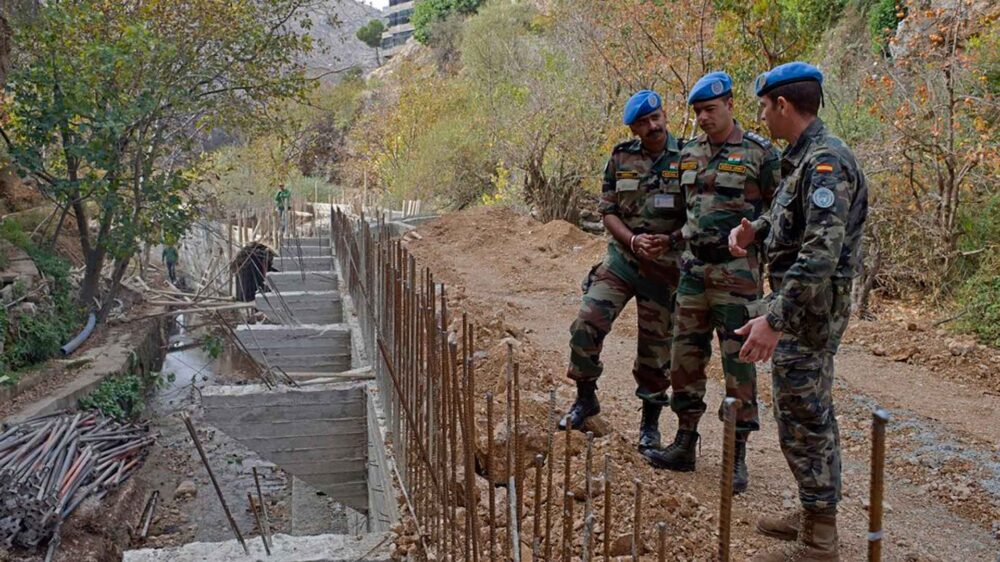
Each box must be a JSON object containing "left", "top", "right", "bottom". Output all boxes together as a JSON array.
[
  {"left": 729, "top": 62, "right": 868, "bottom": 562},
  {"left": 560, "top": 90, "right": 686, "bottom": 453},
  {"left": 643, "top": 72, "right": 780, "bottom": 497}
]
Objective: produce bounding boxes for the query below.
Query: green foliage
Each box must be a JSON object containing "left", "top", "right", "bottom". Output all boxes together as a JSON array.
[
  {"left": 200, "top": 333, "right": 224, "bottom": 359},
  {"left": 412, "top": 0, "right": 486, "bottom": 44},
  {"left": 356, "top": 19, "right": 385, "bottom": 49},
  {"left": 79, "top": 370, "right": 174, "bottom": 421},
  {"left": 0, "top": 221, "right": 83, "bottom": 380},
  {"left": 1, "top": 0, "right": 315, "bottom": 309},
  {"left": 955, "top": 254, "right": 1000, "bottom": 347},
  {"left": 866, "top": 0, "right": 903, "bottom": 53}
]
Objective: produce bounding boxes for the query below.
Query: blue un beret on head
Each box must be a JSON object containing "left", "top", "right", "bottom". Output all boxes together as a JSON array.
[
  {"left": 623, "top": 90, "right": 662, "bottom": 125},
  {"left": 755, "top": 61, "right": 824, "bottom": 97},
  {"left": 688, "top": 71, "right": 732, "bottom": 104}
]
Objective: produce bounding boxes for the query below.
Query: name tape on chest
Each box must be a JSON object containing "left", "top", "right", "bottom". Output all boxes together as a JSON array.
[
  {"left": 816, "top": 163, "right": 834, "bottom": 173},
  {"left": 717, "top": 163, "right": 747, "bottom": 174},
  {"left": 680, "top": 161, "right": 698, "bottom": 171},
  {"left": 616, "top": 170, "right": 640, "bottom": 179},
  {"left": 653, "top": 194, "right": 677, "bottom": 209},
  {"left": 661, "top": 170, "right": 679, "bottom": 180}
]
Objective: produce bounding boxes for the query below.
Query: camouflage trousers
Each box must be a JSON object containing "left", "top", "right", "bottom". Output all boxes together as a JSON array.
[
  {"left": 567, "top": 255, "right": 677, "bottom": 405},
  {"left": 772, "top": 335, "right": 842, "bottom": 510},
  {"left": 669, "top": 253, "right": 760, "bottom": 433}
]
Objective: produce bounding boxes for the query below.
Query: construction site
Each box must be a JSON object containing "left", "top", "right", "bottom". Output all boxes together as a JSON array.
[{"left": 0, "top": 200, "right": 995, "bottom": 561}]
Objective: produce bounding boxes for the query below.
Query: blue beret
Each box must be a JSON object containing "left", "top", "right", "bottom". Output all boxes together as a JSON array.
[
  {"left": 755, "top": 61, "right": 823, "bottom": 97},
  {"left": 688, "top": 71, "right": 732, "bottom": 104},
  {"left": 623, "top": 90, "right": 662, "bottom": 125}
]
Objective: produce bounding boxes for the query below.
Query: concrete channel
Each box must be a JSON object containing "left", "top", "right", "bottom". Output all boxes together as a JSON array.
[{"left": 125, "top": 222, "right": 399, "bottom": 561}]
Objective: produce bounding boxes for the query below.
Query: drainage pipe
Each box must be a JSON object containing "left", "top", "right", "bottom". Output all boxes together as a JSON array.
[{"left": 59, "top": 312, "right": 97, "bottom": 356}]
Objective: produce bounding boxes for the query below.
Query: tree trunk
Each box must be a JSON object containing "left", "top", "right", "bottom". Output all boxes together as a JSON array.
[
  {"left": 98, "top": 254, "right": 131, "bottom": 323},
  {"left": 79, "top": 248, "right": 105, "bottom": 310}
]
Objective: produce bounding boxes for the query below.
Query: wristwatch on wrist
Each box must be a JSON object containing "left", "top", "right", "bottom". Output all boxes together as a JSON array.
[{"left": 765, "top": 311, "right": 786, "bottom": 332}]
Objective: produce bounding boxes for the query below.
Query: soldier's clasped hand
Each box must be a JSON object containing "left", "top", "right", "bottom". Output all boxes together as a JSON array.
[{"left": 728, "top": 218, "right": 755, "bottom": 257}]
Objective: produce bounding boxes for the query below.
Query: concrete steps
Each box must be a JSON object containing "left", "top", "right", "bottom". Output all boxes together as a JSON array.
[
  {"left": 123, "top": 531, "right": 391, "bottom": 562},
  {"left": 255, "top": 290, "right": 343, "bottom": 325},
  {"left": 266, "top": 271, "right": 339, "bottom": 293},
  {"left": 274, "top": 255, "right": 335, "bottom": 272},
  {"left": 234, "top": 324, "right": 351, "bottom": 373},
  {"left": 279, "top": 244, "right": 329, "bottom": 257}
]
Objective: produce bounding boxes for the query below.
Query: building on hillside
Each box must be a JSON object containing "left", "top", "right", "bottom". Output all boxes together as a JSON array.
[{"left": 381, "top": 0, "right": 416, "bottom": 59}]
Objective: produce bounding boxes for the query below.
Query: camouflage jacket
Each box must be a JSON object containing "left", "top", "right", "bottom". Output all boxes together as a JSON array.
[
  {"left": 760, "top": 118, "right": 869, "bottom": 351},
  {"left": 598, "top": 135, "right": 686, "bottom": 277},
  {"left": 679, "top": 121, "right": 780, "bottom": 256}
]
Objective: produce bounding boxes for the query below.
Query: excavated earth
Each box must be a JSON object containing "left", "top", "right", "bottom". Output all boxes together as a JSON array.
[{"left": 403, "top": 205, "right": 1000, "bottom": 561}]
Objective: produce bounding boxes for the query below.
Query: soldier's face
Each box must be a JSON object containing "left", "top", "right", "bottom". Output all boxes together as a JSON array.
[
  {"left": 629, "top": 108, "right": 667, "bottom": 149},
  {"left": 692, "top": 97, "right": 733, "bottom": 138},
  {"left": 758, "top": 96, "right": 788, "bottom": 140}
]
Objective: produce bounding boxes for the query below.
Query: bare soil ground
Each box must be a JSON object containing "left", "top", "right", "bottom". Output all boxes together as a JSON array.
[{"left": 405, "top": 206, "right": 1000, "bottom": 561}]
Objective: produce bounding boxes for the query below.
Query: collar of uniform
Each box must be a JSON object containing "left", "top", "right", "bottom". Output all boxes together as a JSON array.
[
  {"left": 782, "top": 117, "right": 825, "bottom": 167},
  {"left": 695, "top": 121, "right": 743, "bottom": 146}
]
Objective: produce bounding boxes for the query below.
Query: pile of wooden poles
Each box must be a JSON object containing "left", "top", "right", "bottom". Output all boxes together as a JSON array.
[{"left": 0, "top": 410, "right": 153, "bottom": 552}]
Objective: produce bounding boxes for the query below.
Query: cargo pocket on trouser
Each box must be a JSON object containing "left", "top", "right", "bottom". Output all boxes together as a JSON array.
[{"left": 581, "top": 262, "right": 602, "bottom": 294}]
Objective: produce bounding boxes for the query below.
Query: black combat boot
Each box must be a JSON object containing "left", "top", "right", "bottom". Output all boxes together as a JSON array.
[
  {"left": 557, "top": 381, "right": 600, "bottom": 431},
  {"left": 643, "top": 429, "right": 698, "bottom": 471},
  {"left": 733, "top": 434, "right": 749, "bottom": 495},
  {"left": 637, "top": 401, "right": 662, "bottom": 451}
]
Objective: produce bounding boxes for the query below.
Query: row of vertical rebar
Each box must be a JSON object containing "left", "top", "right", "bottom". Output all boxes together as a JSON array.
[{"left": 330, "top": 208, "right": 892, "bottom": 561}]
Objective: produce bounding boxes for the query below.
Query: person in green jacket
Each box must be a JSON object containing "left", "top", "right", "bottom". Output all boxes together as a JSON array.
[
  {"left": 162, "top": 244, "right": 179, "bottom": 283},
  {"left": 275, "top": 183, "right": 291, "bottom": 232}
]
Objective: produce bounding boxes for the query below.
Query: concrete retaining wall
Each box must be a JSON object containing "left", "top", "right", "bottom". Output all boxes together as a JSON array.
[
  {"left": 234, "top": 324, "right": 352, "bottom": 373},
  {"left": 366, "top": 387, "right": 400, "bottom": 532},
  {"left": 202, "top": 382, "right": 369, "bottom": 513}
]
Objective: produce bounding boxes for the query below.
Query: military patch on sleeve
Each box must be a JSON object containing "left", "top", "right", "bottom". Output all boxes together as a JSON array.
[
  {"left": 811, "top": 187, "right": 836, "bottom": 209},
  {"left": 816, "top": 163, "right": 834, "bottom": 173},
  {"left": 616, "top": 171, "right": 639, "bottom": 179},
  {"left": 661, "top": 170, "right": 679, "bottom": 179},
  {"left": 717, "top": 163, "right": 746, "bottom": 174},
  {"left": 680, "top": 161, "right": 698, "bottom": 171}
]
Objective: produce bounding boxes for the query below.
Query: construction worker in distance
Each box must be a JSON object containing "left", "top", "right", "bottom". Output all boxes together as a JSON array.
[
  {"left": 162, "top": 240, "right": 179, "bottom": 284},
  {"left": 643, "top": 71, "right": 779, "bottom": 497},
  {"left": 731, "top": 61, "right": 869, "bottom": 561},
  {"left": 560, "top": 89, "right": 686, "bottom": 455},
  {"left": 275, "top": 183, "right": 291, "bottom": 233}
]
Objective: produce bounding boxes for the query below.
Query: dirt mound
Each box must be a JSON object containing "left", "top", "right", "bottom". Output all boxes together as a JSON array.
[{"left": 404, "top": 204, "right": 1000, "bottom": 560}]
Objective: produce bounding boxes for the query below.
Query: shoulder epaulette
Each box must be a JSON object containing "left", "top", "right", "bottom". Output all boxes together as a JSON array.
[
  {"left": 613, "top": 139, "right": 642, "bottom": 154},
  {"left": 744, "top": 130, "right": 773, "bottom": 150}
]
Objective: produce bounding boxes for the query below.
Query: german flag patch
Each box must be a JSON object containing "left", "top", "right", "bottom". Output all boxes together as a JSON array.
[{"left": 816, "top": 163, "right": 834, "bottom": 173}]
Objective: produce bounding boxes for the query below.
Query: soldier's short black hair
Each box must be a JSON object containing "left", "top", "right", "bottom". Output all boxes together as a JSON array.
[{"left": 763, "top": 81, "right": 821, "bottom": 116}]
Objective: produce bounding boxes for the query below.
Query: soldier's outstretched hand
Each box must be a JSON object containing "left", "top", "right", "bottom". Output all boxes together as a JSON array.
[
  {"left": 734, "top": 316, "right": 780, "bottom": 363},
  {"left": 728, "top": 218, "right": 755, "bottom": 257}
]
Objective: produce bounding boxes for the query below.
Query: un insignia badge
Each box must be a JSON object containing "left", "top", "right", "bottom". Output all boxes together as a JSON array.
[{"left": 812, "top": 187, "right": 836, "bottom": 209}]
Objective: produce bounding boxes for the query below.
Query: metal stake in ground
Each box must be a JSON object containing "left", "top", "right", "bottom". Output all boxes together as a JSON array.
[
  {"left": 583, "top": 431, "right": 594, "bottom": 561},
  {"left": 718, "top": 397, "right": 740, "bottom": 562},
  {"left": 657, "top": 522, "right": 667, "bottom": 562},
  {"left": 532, "top": 453, "right": 544, "bottom": 559},
  {"left": 868, "top": 408, "right": 892, "bottom": 562},
  {"left": 248, "top": 492, "right": 271, "bottom": 556},
  {"left": 562, "top": 491, "right": 576, "bottom": 562},
  {"left": 253, "top": 466, "right": 273, "bottom": 549},
  {"left": 181, "top": 413, "right": 248, "bottom": 555},
  {"left": 486, "top": 392, "right": 497, "bottom": 562},
  {"left": 603, "top": 454, "right": 612, "bottom": 562},
  {"left": 544, "top": 389, "right": 556, "bottom": 562},
  {"left": 632, "top": 478, "right": 642, "bottom": 562}
]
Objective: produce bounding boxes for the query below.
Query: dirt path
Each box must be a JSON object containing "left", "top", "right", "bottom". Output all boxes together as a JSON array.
[{"left": 406, "top": 206, "right": 1000, "bottom": 561}]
